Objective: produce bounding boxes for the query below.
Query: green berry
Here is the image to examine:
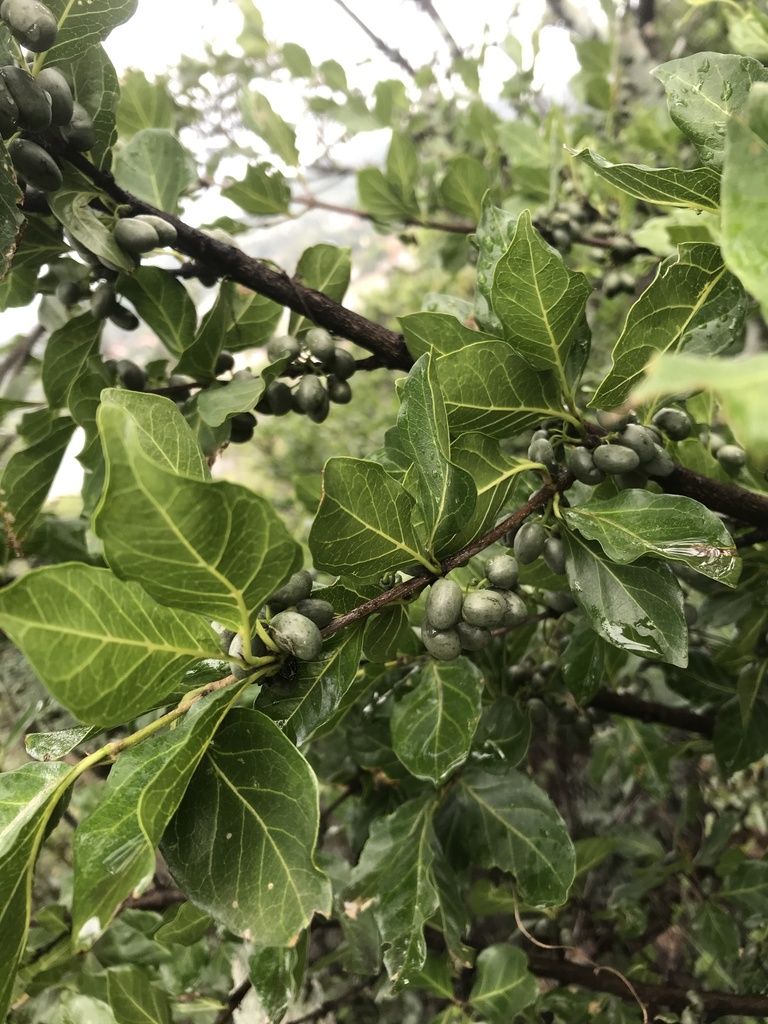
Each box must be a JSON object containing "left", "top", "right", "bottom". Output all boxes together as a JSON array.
[
  {"left": 267, "top": 334, "right": 301, "bottom": 362},
  {"left": 652, "top": 407, "right": 691, "bottom": 441},
  {"left": 269, "top": 610, "right": 323, "bottom": 661},
  {"left": 617, "top": 424, "right": 656, "bottom": 463},
  {"left": 229, "top": 411, "right": 256, "bottom": 443},
  {"left": 513, "top": 521, "right": 547, "bottom": 564},
  {"left": 568, "top": 446, "right": 606, "bottom": 485},
  {"left": 135, "top": 214, "right": 177, "bottom": 247},
  {"left": 37, "top": 67, "right": 74, "bottom": 126},
  {"left": 528, "top": 437, "right": 557, "bottom": 472},
  {"left": 295, "top": 598, "right": 334, "bottom": 629},
  {"left": 485, "top": 554, "right": 519, "bottom": 590},
  {"left": 0, "top": 65, "right": 50, "bottom": 131},
  {"left": 330, "top": 347, "right": 356, "bottom": 380},
  {"left": 228, "top": 632, "right": 268, "bottom": 679},
  {"left": 264, "top": 380, "right": 292, "bottom": 415},
  {"left": 327, "top": 375, "right": 352, "bottom": 404},
  {"left": 108, "top": 304, "right": 140, "bottom": 331},
  {"left": 295, "top": 374, "right": 327, "bottom": 415},
  {"left": 305, "top": 326, "right": 335, "bottom": 366},
  {"left": 62, "top": 101, "right": 96, "bottom": 152},
  {"left": 425, "top": 578, "right": 463, "bottom": 630},
  {"left": 0, "top": 0, "right": 58, "bottom": 51},
  {"left": 7, "top": 138, "right": 61, "bottom": 192},
  {"left": 421, "top": 622, "right": 462, "bottom": 661},
  {"left": 543, "top": 537, "right": 566, "bottom": 576},
  {"left": 114, "top": 217, "right": 160, "bottom": 254},
  {"left": 644, "top": 444, "right": 676, "bottom": 477},
  {"left": 269, "top": 569, "right": 314, "bottom": 610},
  {"left": 215, "top": 351, "right": 235, "bottom": 375},
  {"left": 592, "top": 444, "right": 641, "bottom": 475},
  {"left": 462, "top": 590, "right": 507, "bottom": 628},
  {"left": 117, "top": 359, "right": 146, "bottom": 392},
  {"left": 500, "top": 591, "right": 528, "bottom": 627},
  {"left": 716, "top": 444, "right": 746, "bottom": 470},
  {"left": 211, "top": 620, "right": 237, "bottom": 654},
  {"left": 455, "top": 621, "right": 491, "bottom": 651}
]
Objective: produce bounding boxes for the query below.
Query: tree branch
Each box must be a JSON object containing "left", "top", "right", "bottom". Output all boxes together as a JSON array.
[
  {"left": 121, "top": 888, "right": 187, "bottom": 912},
  {"left": 213, "top": 979, "right": 252, "bottom": 1024},
  {"left": 411, "top": 0, "right": 463, "bottom": 61},
  {"left": 0, "top": 322, "right": 44, "bottom": 388},
  {"left": 588, "top": 689, "right": 714, "bottom": 737},
  {"left": 526, "top": 951, "right": 768, "bottom": 1019},
  {"left": 328, "top": 0, "right": 417, "bottom": 77},
  {"left": 293, "top": 194, "right": 474, "bottom": 234}
]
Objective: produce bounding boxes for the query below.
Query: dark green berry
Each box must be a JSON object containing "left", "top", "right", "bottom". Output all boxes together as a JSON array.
[
  {"left": 485, "top": 554, "right": 519, "bottom": 590},
  {"left": 330, "top": 347, "right": 356, "bottom": 380},
  {"left": 270, "top": 610, "right": 323, "bottom": 661},
  {"left": 117, "top": 359, "right": 146, "bottom": 392},
  {"left": 513, "top": 521, "right": 547, "bottom": 564},
  {"left": 568, "top": 446, "right": 606, "bottom": 485},
  {"left": 327, "top": 375, "right": 352, "bottom": 404},
  {"left": 229, "top": 412, "right": 256, "bottom": 443},
  {"left": 462, "top": 589, "right": 507, "bottom": 628},
  {"left": 652, "top": 407, "right": 691, "bottom": 441},
  {"left": 543, "top": 537, "right": 566, "bottom": 575},
  {"left": 592, "top": 444, "right": 641, "bottom": 474},
  {"left": 269, "top": 569, "right": 314, "bottom": 610},
  {"left": 421, "top": 622, "right": 462, "bottom": 661},
  {"left": 617, "top": 424, "right": 656, "bottom": 463},
  {"left": 295, "top": 598, "right": 335, "bottom": 629},
  {"left": 215, "top": 351, "right": 235, "bottom": 375},
  {"left": 425, "top": 578, "right": 463, "bottom": 630}
]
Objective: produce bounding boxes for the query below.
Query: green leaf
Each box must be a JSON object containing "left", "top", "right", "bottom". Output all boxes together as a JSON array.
[
  {"left": 562, "top": 491, "right": 741, "bottom": 586},
  {"left": 196, "top": 377, "right": 265, "bottom": 427},
  {"left": 468, "top": 945, "right": 538, "bottom": 1023},
  {"left": 722, "top": 81, "right": 768, "bottom": 319},
  {"left": 0, "top": 760, "right": 73, "bottom": 1020},
  {"left": 400, "top": 311, "right": 498, "bottom": 361},
  {"left": 1, "top": 416, "right": 76, "bottom": 541},
  {"left": 224, "top": 286, "right": 283, "bottom": 352},
  {"left": 363, "top": 604, "right": 410, "bottom": 662},
  {"left": 434, "top": 339, "right": 565, "bottom": 439},
  {"left": 653, "top": 52, "right": 768, "bottom": 169},
  {"left": 106, "top": 965, "right": 171, "bottom": 1024},
  {"left": 0, "top": 140, "right": 23, "bottom": 278},
  {"left": 561, "top": 621, "right": 607, "bottom": 705},
  {"left": 309, "top": 457, "right": 436, "bottom": 582},
  {"left": 472, "top": 196, "right": 518, "bottom": 335},
  {"left": 0, "top": 217, "right": 64, "bottom": 311},
  {"left": 117, "top": 268, "right": 197, "bottom": 358},
  {"left": 358, "top": 167, "right": 415, "bottom": 222},
  {"left": 175, "top": 280, "right": 236, "bottom": 379},
  {"left": 385, "top": 131, "right": 419, "bottom": 215},
  {"left": 41, "top": 313, "right": 102, "bottom": 410},
  {"left": 592, "top": 243, "right": 747, "bottom": 410},
  {"left": 71, "top": 685, "right": 243, "bottom": 947},
  {"left": 94, "top": 392, "right": 302, "bottom": 632},
  {"left": 451, "top": 434, "right": 529, "bottom": 548},
  {"left": 48, "top": 177, "right": 137, "bottom": 272},
  {"left": 162, "top": 709, "right": 331, "bottom": 945},
  {"left": 240, "top": 91, "right": 299, "bottom": 166},
  {"left": 443, "top": 768, "right": 575, "bottom": 907},
  {"left": 439, "top": 155, "right": 489, "bottom": 222},
  {"left": 257, "top": 625, "right": 365, "bottom": 745},
  {"left": 573, "top": 149, "right": 721, "bottom": 211},
  {"left": 631, "top": 352, "right": 768, "bottom": 469},
  {"left": 720, "top": 859, "right": 768, "bottom": 916},
  {"left": 154, "top": 902, "right": 212, "bottom": 946},
  {"left": 116, "top": 69, "right": 178, "bottom": 139},
  {"left": 713, "top": 698, "right": 768, "bottom": 775},
  {"left": 345, "top": 795, "right": 439, "bottom": 987},
  {"left": 397, "top": 354, "right": 476, "bottom": 555},
  {"left": 492, "top": 209, "right": 591, "bottom": 390},
  {"left": 221, "top": 162, "right": 291, "bottom": 216},
  {"left": 288, "top": 243, "right": 351, "bottom": 337},
  {"left": 474, "top": 697, "right": 531, "bottom": 768},
  {"left": 248, "top": 945, "right": 302, "bottom": 1024},
  {"left": 0, "top": 564, "right": 218, "bottom": 726},
  {"left": 26, "top": 725, "right": 100, "bottom": 761},
  {"left": 112, "top": 129, "right": 197, "bottom": 214},
  {"left": 282, "top": 41, "right": 312, "bottom": 76},
  {"left": 391, "top": 659, "right": 484, "bottom": 785},
  {"left": 562, "top": 531, "right": 688, "bottom": 668}
]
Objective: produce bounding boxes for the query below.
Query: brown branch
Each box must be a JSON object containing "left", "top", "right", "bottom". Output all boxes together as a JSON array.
[
  {"left": 328, "top": 0, "right": 417, "bottom": 77},
  {"left": 122, "top": 888, "right": 187, "bottom": 912},
  {"left": 658, "top": 463, "right": 768, "bottom": 530},
  {"left": 526, "top": 951, "right": 768, "bottom": 1019},
  {"left": 214, "top": 979, "right": 252, "bottom": 1024},
  {"left": 0, "top": 322, "right": 45, "bottom": 388},
  {"left": 294, "top": 194, "right": 474, "bottom": 234},
  {"left": 289, "top": 979, "right": 375, "bottom": 1024},
  {"left": 411, "top": 0, "right": 463, "bottom": 61},
  {"left": 588, "top": 689, "right": 714, "bottom": 738}
]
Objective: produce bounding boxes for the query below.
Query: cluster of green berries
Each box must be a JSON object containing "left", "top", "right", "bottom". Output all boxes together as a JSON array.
[
  {"left": 708, "top": 433, "right": 747, "bottom": 474},
  {"left": 212, "top": 570, "right": 335, "bottom": 679},
  {"left": 0, "top": 0, "right": 99, "bottom": 192},
  {"left": 420, "top": 555, "right": 528, "bottom": 661},
  {"left": 227, "top": 328, "right": 356, "bottom": 445}
]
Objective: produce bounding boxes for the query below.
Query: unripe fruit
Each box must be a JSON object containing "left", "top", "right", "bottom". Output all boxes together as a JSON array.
[
  {"left": 264, "top": 380, "right": 292, "bottom": 415},
  {"left": 652, "top": 407, "right": 691, "bottom": 441},
  {"left": 62, "top": 101, "right": 96, "bottom": 151},
  {"left": 295, "top": 598, "right": 334, "bottom": 629},
  {"left": 117, "top": 359, "right": 147, "bottom": 392},
  {"left": 211, "top": 620, "right": 237, "bottom": 653},
  {"left": 135, "top": 214, "right": 177, "bottom": 247},
  {"left": 229, "top": 411, "right": 256, "bottom": 443},
  {"left": 295, "top": 374, "right": 326, "bottom": 415},
  {"left": 330, "top": 347, "right": 356, "bottom": 380},
  {"left": 305, "top": 326, "right": 335, "bottom": 366},
  {"left": 0, "top": 76, "right": 18, "bottom": 137},
  {"left": 214, "top": 350, "right": 235, "bottom": 375},
  {"left": 270, "top": 610, "right": 323, "bottom": 661},
  {"left": 500, "top": 590, "right": 528, "bottom": 627},
  {"left": 485, "top": 554, "right": 518, "bottom": 590},
  {"left": 56, "top": 280, "right": 81, "bottom": 306},
  {"left": 616, "top": 424, "right": 656, "bottom": 463},
  {"left": 644, "top": 444, "right": 676, "bottom": 477},
  {"left": 0, "top": 0, "right": 58, "bottom": 51},
  {"left": 7, "top": 138, "right": 61, "bottom": 191},
  {"left": 425, "top": 578, "right": 463, "bottom": 630},
  {"left": 592, "top": 444, "right": 641, "bottom": 474},
  {"left": 543, "top": 537, "right": 566, "bottom": 575},
  {"left": 307, "top": 387, "right": 330, "bottom": 423},
  {"left": 462, "top": 589, "right": 507, "bottom": 628},
  {"left": 596, "top": 409, "right": 630, "bottom": 431},
  {"left": 531, "top": 428, "right": 549, "bottom": 442},
  {"left": 108, "top": 304, "right": 140, "bottom": 331},
  {"left": 513, "top": 521, "right": 547, "bottom": 564},
  {"left": 421, "top": 622, "right": 462, "bottom": 661},
  {"left": 716, "top": 444, "right": 746, "bottom": 470},
  {"left": 528, "top": 437, "right": 557, "bottom": 472},
  {"left": 0, "top": 65, "right": 50, "bottom": 131},
  {"left": 114, "top": 217, "right": 160, "bottom": 253},
  {"left": 36, "top": 67, "right": 73, "bottom": 126},
  {"left": 545, "top": 590, "right": 577, "bottom": 613},
  {"left": 327, "top": 375, "right": 352, "bottom": 404},
  {"left": 568, "top": 446, "right": 606, "bottom": 485},
  {"left": 267, "top": 334, "right": 301, "bottom": 362},
  {"left": 455, "top": 621, "right": 491, "bottom": 651},
  {"left": 269, "top": 569, "right": 313, "bottom": 610},
  {"left": 228, "top": 632, "right": 269, "bottom": 679},
  {"left": 90, "top": 281, "right": 117, "bottom": 319}
]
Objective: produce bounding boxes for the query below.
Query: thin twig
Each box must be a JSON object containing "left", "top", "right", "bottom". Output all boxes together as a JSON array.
[
  {"left": 0, "top": 322, "right": 44, "bottom": 389},
  {"left": 213, "top": 979, "right": 252, "bottom": 1024},
  {"left": 290, "top": 979, "right": 375, "bottom": 1024},
  {"left": 328, "top": 0, "right": 417, "bottom": 77},
  {"left": 294, "top": 194, "right": 474, "bottom": 234},
  {"left": 411, "top": 0, "right": 463, "bottom": 61}
]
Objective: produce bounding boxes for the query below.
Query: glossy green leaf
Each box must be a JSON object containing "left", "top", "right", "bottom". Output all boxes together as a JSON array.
[
  {"left": 117, "top": 268, "right": 196, "bottom": 358},
  {"left": 240, "top": 90, "right": 299, "bottom": 166},
  {"left": 451, "top": 434, "right": 529, "bottom": 548},
  {"left": 106, "top": 965, "right": 171, "bottom": 1024},
  {"left": 94, "top": 393, "right": 302, "bottom": 632},
  {"left": 41, "top": 313, "right": 102, "bottom": 410},
  {"left": 112, "top": 129, "right": 197, "bottom": 214},
  {"left": 592, "top": 243, "right": 747, "bottom": 410},
  {"left": 474, "top": 697, "right": 531, "bottom": 768},
  {"left": 257, "top": 624, "right": 365, "bottom": 745},
  {"left": 391, "top": 659, "right": 484, "bottom": 785},
  {"left": 399, "top": 311, "right": 498, "bottom": 361},
  {"left": 468, "top": 945, "right": 538, "bottom": 1023},
  {"left": 653, "top": 52, "right": 768, "bottom": 169},
  {"left": 473, "top": 196, "right": 517, "bottom": 334},
  {"left": 444, "top": 768, "right": 575, "bottom": 906},
  {"left": 116, "top": 69, "right": 178, "bottom": 139},
  {"left": 345, "top": 795, "right": 438, "bottom": 987},
  {"left": 713, "top": 698, "right": 768, "bottom": 775},
  {"left": 363, "top": 604, "right": 410, "bottom": 662},
  {"left": 224, "top": 286, "right": 283, "bottom": 352},
  {"left": 562, "top": 531, "right": 688, "bottom": 667},
  {"left": 0, "top": 217, "right": 65, "bottom": 311},
  {"left": 493, "top": 210, "right": 591, "bottom": 388},
  {"left": 720, "top": 859, "right": 768, "bottom": 916},
  {"left": 397, "top": 354, "right": 476, "bottom": 555},
  {"left": 154, "top": 902, "right": 212, "bottom": 946},
  {"left": 48, "top": 180, "right": 136, "bottom": 272},
  {"left": 561, "top": 621, "right": 606, "bottom": 705},
  {"left": 175, "top": 280, "right": 236, "bottom": 379},
  {"left": 1, "top": 416, "right": 76, "bottom": 541},
  {"left": 309, "top": 457, "right": 436, "bottom": 582},
  {"left": 727, "top": 4, "right": 768, "bottom": 60},
  {"left": 439, "top": 155, "right": 489, "bottom": 222},
  {"left": 197, "top": 377, "right": 265, "bottom": 427},
  {"left": 288, "top": 243, "right": 351, "bottom": 337},
  {"left": 0, "top": 140, "right": 23, "bottom": 279},
  {"left": 358, "top": 167, "right": 415, "bottom": 222},
  {"left": 631, "top": 351, "right": 768, "bottom": 469},
  {"left": 248, "top": 945, "right": 302, "bottom": 1024},
  {"left": 0, "top": 564, "right": 218, "bottom": 726},
  {"left": 71, "top": 685, "right": 243, "bottom": 948},
  {"left": 26, "top": 725, "right": 100, "bottom": 762},
  {"left": 221, "top": 162, "right": 291, "bottom": 215},
  {"left": 434, "top": 340, "right": 565, "bottom": 439},
  {"left": 722, "top": 81, "right": 768, "bottom": 319},
  {"left": 385, "top": 131, "right": 419, "bottom": 214},
  {"left": 162, "top": 709, "right": 331, "bottom": 945},
  {"left": 574, "top": 149, "right": 721, "bottom": 211},
  {"left": 563, "top": 491, "right": 740, "bottom": 586},
  {"left": 0, "top": 761, "right": 73, "bottom": 1021}
]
